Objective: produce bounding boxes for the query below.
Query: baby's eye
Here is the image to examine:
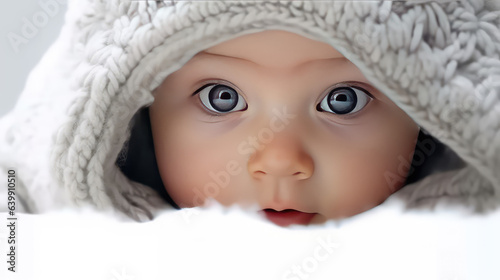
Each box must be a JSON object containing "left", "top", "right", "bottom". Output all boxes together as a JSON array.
[
  {"left": 197, "top": 84, "right": 247, "bottom": 114},
  {"left": 316, "top": 86, "right": 373, "bottom": 115}
]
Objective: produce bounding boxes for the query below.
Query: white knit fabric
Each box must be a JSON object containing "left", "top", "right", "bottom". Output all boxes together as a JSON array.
[{"left": 0, "top": 0, "right": 499, "bottom": 222}]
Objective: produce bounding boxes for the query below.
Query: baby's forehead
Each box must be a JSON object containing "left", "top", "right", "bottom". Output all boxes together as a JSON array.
[
  {"left": 177, "top": 30, "right": 396, "bottom": 105},
  {"left": 196, "top": 30, "right": 346, "bottom": 69}
]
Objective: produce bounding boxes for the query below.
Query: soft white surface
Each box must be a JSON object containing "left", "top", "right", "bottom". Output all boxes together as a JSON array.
[{"left": 1, "top": 198, "right": 499, "bottom": 280}]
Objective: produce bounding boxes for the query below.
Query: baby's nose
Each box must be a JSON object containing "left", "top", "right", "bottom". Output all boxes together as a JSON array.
[{"left": 247, "top": 133, "right": 314, "bottom": 181}]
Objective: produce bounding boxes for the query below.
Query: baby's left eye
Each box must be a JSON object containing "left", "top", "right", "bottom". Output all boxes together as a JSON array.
[{"left": 316, "top": 86, "right": 373, "bottom": 115}]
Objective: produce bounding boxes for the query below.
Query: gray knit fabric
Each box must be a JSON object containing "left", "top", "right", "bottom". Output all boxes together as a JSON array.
[{"left": 1, "top": 0, "right": 499, "bottom": 221}]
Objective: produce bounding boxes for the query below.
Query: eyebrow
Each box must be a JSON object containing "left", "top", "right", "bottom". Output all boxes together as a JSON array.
[
  {"left": 194, "top": 51, "right": 350, "bottom": 65},
  {"left": 194, "top": 51, "right": 258, "bottom": 65}
]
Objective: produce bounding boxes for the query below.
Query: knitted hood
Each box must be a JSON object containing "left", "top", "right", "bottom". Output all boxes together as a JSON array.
[{"left": 1, "top": 0, "right": 499, "bottom": 221}]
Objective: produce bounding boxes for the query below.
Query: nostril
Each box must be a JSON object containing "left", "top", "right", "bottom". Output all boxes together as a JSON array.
[
  {"left": 293, "top": 171, "right": 310, "bottom": 180},
  {"left": 253, "top": 170, "right": 266, "bottom": 179}
]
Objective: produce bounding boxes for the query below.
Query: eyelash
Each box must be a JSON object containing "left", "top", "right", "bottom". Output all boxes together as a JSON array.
[
  {"left": 192, "top": 81, "right": 375, "bottom": 119},
  {"left": 318, "top": 83, "right": 375, "bottom": 120}
]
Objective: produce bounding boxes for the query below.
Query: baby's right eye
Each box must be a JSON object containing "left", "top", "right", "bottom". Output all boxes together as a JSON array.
[{"left": 195, "top": 84, "right": 248, "bottom": 114}]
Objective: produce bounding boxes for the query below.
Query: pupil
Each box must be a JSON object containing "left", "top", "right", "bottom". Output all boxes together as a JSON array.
[
  {"left": 220, "top": 92, "right": 231, "bottom": 100},
  {"left": 328, "top": 87, "right": 357, "bottom": 114},
  {"left": 209, "top": 85, "right": 238, "bottom": 112},
  {"left": 335, "top": 94, "right": 347, "bottom": 102}
]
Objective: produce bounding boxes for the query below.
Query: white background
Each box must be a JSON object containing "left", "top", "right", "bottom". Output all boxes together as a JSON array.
[{"left": 0, "top": 0, "right": 66, "bottom": 117}]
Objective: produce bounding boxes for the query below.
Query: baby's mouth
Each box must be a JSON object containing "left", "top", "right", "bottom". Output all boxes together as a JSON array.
[{"left": 260, "top": 209, "right": 316, "bottom": 227}]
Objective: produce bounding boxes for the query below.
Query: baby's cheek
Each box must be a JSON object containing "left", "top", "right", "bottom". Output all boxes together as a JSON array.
[
  {"left": 159, "top": 144, "right": 244, "bottom": 207},
  {"left": 326, "top": 162, "right": 394, "bottom": 218},
  {"left": 353, "top": 118, "right": 418, "bottom": 192},
  {"left": 377, "top": 136, "right": 419, "bottom": 193},
  {"left": 158, "top": 159, "right": 202, "bottom": 207},
  {"left": 317, "top": 139, "right": 413, "bottom": 219}
]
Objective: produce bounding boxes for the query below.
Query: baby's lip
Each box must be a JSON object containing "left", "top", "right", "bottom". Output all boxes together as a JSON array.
[{"left": 260, "top": 209, "right": 316, "bottom": 227}]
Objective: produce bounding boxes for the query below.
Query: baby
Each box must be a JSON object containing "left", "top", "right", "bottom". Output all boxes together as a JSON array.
[
  {"left": 4, "top": 1, "right": 495, "bottom": 229},
  {"left": 133, "top": 30, "right": 421, "bottom": 226}
]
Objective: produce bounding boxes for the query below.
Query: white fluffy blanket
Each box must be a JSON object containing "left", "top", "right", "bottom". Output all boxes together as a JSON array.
[{"left": 1, "top": 198, "right": 499, "bottom": 280}]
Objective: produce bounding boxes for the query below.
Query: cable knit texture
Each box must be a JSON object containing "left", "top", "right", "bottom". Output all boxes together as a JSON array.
[{"left": 1, "top": 0, "right": 499, "bottom": 221}]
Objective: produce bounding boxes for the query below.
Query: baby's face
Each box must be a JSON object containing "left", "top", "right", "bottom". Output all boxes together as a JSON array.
[{"left": 150, "top": 30, "right": 419, "bottom": 226}]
